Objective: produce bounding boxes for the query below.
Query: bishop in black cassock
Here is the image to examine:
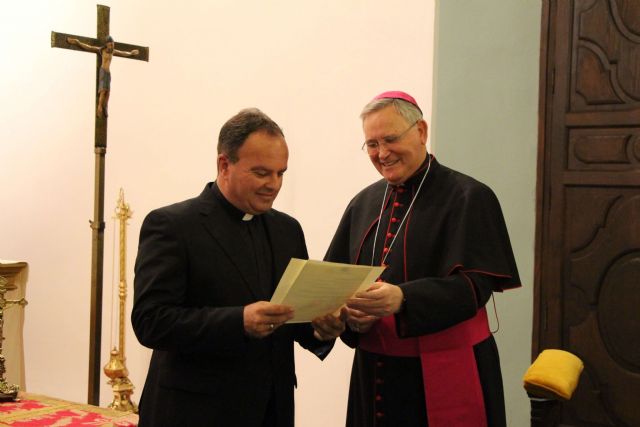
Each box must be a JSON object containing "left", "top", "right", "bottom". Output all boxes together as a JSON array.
[{"left": 325, "top": 91, "right": 520, "bottom": 427}]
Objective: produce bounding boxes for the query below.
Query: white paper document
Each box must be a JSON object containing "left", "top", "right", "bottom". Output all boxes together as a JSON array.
[{"left": 270, "top": 258, "right": 385, "bottom": 323}]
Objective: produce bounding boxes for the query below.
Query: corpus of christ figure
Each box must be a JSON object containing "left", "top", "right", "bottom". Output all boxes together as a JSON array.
[
  {"left": 51, "top": 4, "right": 149, "bottom": 405},
  {"left": 67, "top": 36, "right": 139, "bottom": 117}
]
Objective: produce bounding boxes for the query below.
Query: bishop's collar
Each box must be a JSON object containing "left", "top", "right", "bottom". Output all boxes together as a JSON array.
[{"left": 391, "top": 154, "right": 433, "bottom": 193}]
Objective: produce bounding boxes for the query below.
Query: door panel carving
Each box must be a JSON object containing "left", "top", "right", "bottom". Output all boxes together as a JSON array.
[{"left": 536, "top": 0, "right": 640, "bottom": 425}]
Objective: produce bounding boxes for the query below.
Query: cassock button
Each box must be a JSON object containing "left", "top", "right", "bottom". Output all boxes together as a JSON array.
[
  {"left": 375, "top": 378, "right": 384, "bottom": 385},
  {"left": 397, "top": 187, "right": 406, "bottom": 193},
  {"left": 375, "top": 395, "right": 383, "bottom": 402},
  {"left": 391, "top": 217, "right": 398, "bottom": 223},
  {"left": 383, "top": 247, "right": 389, "bottom": 253},
  {"left": 376, "top": 412, "right": 384, "bottom": 418},
  {"left": 393, "top": 202, "right": 401, "bottom": 207},
  {"left": 386, "top": 232, "right": 394, "bottom": 238},
  {"left": 376, "top": 361, "right": 384, "bottom": 368}
]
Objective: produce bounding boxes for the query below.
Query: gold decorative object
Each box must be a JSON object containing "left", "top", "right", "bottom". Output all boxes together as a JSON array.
[
  {"left": 0, "top": 275, "right": 27, "bottom": 401},
  {"left": 103, "top": 189, "right": 137, "bottom": 412}
]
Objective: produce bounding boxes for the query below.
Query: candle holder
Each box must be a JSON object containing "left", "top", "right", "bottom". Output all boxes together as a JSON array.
[
  {"left": 0, "top": 276, "right": 27, "bottom": 401},
  {"left": 103, "top": 189, "right": 137, "bottom": 412}
]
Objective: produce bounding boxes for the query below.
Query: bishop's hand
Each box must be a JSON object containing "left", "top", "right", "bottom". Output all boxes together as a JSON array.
[
  {"left": 346, "top": 281, "right": 404, "bottom": 318},
  {"left": 343, "top": 307, "right": 378, "bottom": 333}
]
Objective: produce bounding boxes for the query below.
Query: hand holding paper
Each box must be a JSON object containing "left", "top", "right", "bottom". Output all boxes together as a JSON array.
[
  {"left": 342, "top": 307, "right": 378, "bottom": 333},
  {"left": 346, "top": 281, "right": 405, "bottom": 317},
  {"left": 311, "top": 308, "right": 347, "bottom": 341},
  {"left": 243, "top": 301, "right": 294, "bottom": 338},
  {"left": 270, "top": 259, "right": 385, "bottom": 323}
]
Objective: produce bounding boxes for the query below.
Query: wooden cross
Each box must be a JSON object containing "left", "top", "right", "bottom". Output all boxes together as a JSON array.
[{"left": 51, "top": 4, "right": 149, "bottom": 406}]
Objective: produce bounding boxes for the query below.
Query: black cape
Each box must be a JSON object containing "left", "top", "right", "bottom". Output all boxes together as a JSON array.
[{"left": 325, "top": 156, "right": 520, "bottom": 427}]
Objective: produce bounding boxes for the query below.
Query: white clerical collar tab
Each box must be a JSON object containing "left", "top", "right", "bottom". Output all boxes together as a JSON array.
[{"left": 242, "top": 213, "right": 254, "bottom": 221}]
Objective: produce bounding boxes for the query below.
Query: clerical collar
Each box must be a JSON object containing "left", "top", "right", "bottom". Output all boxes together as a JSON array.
[{"left": 211, "top": 182, "right": 255, "bottom": 221}]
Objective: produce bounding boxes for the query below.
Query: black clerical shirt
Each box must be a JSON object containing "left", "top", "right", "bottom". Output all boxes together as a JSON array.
[{"left": 211, "top": 183, "right": 274, "bottom": 297}]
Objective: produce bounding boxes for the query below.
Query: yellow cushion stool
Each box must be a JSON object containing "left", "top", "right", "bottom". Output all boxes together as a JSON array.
[{"left": 523, "top": 349, "right": 584, "bottom": 401}]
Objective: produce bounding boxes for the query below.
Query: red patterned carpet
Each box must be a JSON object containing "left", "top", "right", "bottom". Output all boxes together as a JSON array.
[{"left": 0, "top": 393, "right": 138, "bottom": 426}]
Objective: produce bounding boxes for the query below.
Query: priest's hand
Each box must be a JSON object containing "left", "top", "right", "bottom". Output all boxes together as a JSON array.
[
  {"left": 346, "top": 282, "right": 404, "bottom": 318},
  {"left": 311, "top": 308, "right": 346, "bottom": 341},
  {"left": 343, "top": 307, "right": 378, "bottom": 334},
  {"left": 243, "top": 301, "right": 294, "bottom": 338}
]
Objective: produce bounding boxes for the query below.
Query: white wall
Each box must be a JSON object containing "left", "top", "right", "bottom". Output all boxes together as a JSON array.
[{"left": 1, "top": 1, "right": 435, "bottom": 426}]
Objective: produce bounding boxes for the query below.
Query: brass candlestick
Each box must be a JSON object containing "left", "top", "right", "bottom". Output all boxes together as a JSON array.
[
  {"left": 0, "top": 276, "right": 27, "bottom": 401},
  {"left": 103, "top": 189, "right": 137, "bottom": 412}
]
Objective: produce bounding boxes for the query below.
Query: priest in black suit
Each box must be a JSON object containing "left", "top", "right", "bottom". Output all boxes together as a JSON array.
[
  {"left": 325, "top": 92, "right": 521, "bottom": 427},
  {"left": 132, "top": 108, "right": 344, "bottom": 427}
]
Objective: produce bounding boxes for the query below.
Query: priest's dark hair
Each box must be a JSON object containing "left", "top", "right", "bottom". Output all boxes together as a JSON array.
[{"left": 218, "top": 108, "right": 285, "bottom": 163}]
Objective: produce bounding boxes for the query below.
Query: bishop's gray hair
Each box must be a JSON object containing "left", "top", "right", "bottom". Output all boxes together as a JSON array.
[{"left": 360, "top": 98, "right": 423, "bottom": 125}]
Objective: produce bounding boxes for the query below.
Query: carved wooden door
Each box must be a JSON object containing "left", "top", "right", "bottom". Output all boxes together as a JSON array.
[{"left": 535, "top": 0, "right": 640, "bottom": 426}]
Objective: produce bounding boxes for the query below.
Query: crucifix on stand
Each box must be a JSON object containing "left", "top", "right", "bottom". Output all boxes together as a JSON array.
[{"left": 51, "top": 4, "right": 149, "bottom": 406}]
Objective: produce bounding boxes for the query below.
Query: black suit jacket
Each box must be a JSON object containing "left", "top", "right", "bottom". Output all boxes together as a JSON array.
[{"left": 132, "top": 183, "right": 329, "bottom": 427}]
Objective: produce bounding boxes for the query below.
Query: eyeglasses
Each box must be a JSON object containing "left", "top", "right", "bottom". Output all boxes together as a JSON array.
[{"left": 361, "top": 120, "right": 418, "bottom": 153}]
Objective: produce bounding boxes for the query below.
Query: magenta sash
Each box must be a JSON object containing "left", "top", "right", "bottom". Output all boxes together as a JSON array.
[{"left": 359, "top": 307, "right": 490, "bottom": 427}]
